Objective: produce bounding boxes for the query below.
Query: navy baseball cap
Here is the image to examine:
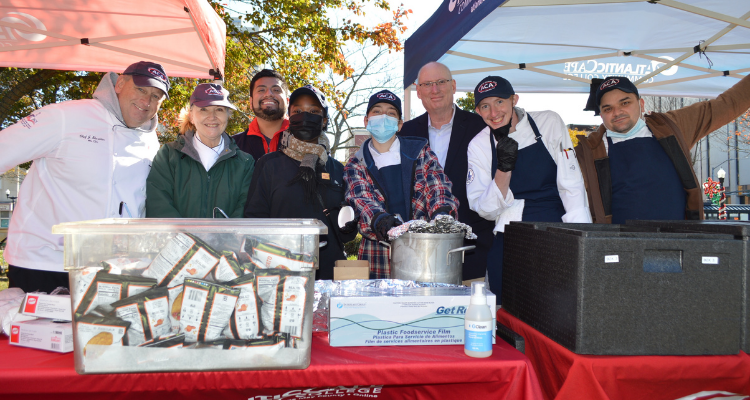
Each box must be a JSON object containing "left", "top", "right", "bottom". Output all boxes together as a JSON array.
[
  {"left": 289, "top": 84, "right": 329, "bottom": 116},
  {"left": 189, "top": 83, "right": 236, "bottom": 110},
  {"left": 595, "top": 76, "right": 639, "bottom": 108},
  {"left": 474, "top": 76, "right": 515, "bottom": 108},
  {"left": 122, "top": 61, "right": 170, "bottom": 99},
  {"left": 367, "top": 90, "right": 402, "bottom": 118}
]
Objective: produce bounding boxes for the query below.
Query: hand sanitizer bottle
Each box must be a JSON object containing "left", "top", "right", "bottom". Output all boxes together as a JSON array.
[{"left": 464, "top": 282, "right": 493, "bottom": 358}]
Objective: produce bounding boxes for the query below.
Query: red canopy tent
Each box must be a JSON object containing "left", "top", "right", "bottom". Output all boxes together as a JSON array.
[{"left": 0, "top": 0, "right": 225, "bottom": 79}]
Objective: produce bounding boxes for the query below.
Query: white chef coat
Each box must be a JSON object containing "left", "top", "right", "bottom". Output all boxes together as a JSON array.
[
  {"left": 466, "top": 107, "right": 591, "bottom": 232},
  {"left": 0, "top": 72, "right": 160, "bottom": 272}
]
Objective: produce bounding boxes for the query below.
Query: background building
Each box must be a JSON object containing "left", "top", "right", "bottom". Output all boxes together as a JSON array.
[{"left": 0, "top": 167, "right": 24, "bottom": 230}]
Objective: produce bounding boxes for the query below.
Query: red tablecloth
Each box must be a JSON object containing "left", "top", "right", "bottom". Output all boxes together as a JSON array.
[
  {"left": 497, "top": 309, "right": 750, "bottom": 400},
  {"left": 0, "top": 332, "right": 543, "bottom": 400}
]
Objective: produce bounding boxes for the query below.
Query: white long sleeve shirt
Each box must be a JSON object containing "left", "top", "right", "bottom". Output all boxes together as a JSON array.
[
  {"left": 427, "top": 105, "right": 455, "bottom": 168},
  {"left": 466, "top": 108, "right": 591, "bottom": 233},
  {"left": 0, "top": 72, "right": 159, "bottom": 272}
]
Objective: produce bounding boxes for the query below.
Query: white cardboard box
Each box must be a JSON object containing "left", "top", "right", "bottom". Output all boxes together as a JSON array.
[
  {"left": 9, "top": 319, "right": 74, "bottom": 353},
  {"left": 20, "top": 293, "right": 72, "bottom": 321},
  {"left": 329, "top": 287, "right": 496, "bottom": 347}
]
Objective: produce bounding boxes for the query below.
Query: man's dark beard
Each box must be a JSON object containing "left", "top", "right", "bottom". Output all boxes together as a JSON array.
[{"left": 253, "top": 99, "right": 285, "bottom": 121}]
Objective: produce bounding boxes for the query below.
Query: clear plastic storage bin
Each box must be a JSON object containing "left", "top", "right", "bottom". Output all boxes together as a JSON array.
[{"left": 52, "top": 218, "right": 326, "bottom": 374}]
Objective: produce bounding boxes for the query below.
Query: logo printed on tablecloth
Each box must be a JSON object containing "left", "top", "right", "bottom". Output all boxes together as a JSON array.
[{"left": 247, "top": 385, "right": 385, "bottom": 399}]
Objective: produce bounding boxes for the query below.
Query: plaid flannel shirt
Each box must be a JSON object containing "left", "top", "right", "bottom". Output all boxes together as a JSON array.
[{"left": 343, "top": 137, "right": 459, "bottom": 278}]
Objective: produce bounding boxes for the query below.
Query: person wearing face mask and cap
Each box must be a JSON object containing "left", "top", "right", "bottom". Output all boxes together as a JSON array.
[
  {"left": 466, "top": 76, "right": 590, "bottom": 303},
  {"left": 344, "top": 90, "right": 459, "bottom": 279},
  {"left": 576, "top": 75, "right": 750, "bottom": 224},
  {"left": 244, "top": 84, "right": 357, "bottom": 280}
]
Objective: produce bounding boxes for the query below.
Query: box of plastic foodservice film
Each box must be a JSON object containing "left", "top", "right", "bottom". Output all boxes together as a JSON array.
[
  {"left": 20, "top": 293, "right": 72, "bottom": 321},
  {"left": 328, "top": 287, "right": 496, "bottom": 347},
  {"left": 52, "top": 218, "right": 326, "bottom": 374},
  {"left": 9, "top": 319, "right": 74, "bottom": 353}
]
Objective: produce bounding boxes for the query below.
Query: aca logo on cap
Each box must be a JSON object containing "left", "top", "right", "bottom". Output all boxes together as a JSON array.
[
  {"left": 205, "top": 87, "right": 222, "bottom": 96},
  {"left": 477, "top": 81, "right": 497, "bottom": 93},
  {"left": 148, "top": 67, "right": 167, "bottom": 81},
  {"left": 377, "top": 92, "right": 397, "bottom": 101},
  {"left": 600, "top": 78, "right": 620, "bottom": 90}
]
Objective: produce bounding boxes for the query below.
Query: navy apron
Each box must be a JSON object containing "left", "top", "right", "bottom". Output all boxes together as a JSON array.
[
  {"left": 607, "top": 136, "right": 685, "bottom": 224},
  {"left": 488, "top": 116, "right": 565, "bottom": 304}
]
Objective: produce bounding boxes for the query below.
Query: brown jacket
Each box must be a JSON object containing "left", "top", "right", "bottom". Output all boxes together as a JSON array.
[{"left": 575, "top": 74, "right": 750, "bottom": 223}]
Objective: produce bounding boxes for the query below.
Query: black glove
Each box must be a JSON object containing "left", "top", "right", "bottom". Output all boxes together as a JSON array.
[
  {"left": 340, "top": 218, "right": 359, "bottom": 235},
  {"left": 495, "top": 135, "right": 518, "bottom": 172},
  {"left": 374, "top": 214, "right": 403, "bottom": 242}
]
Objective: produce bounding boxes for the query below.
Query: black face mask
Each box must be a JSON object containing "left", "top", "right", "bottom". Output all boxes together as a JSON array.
[
  {"left": 289, "top": 112, "right": 324, "bottom": 141},
  {"left": 489, "top": 118, "right": 513, "bottom": 140}
]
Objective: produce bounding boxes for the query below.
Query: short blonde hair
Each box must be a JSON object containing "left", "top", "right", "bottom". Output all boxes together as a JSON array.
[{"left": 178, "top": 105, "right": 195, "bottom": 134}]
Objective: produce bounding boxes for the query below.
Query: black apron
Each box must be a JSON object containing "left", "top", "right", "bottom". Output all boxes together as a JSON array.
[
  {"left": 488, "top": 115, "right": 565, "bottom": 304},
  {"left": 607, "top": 135, "right": 686, "bottom": 224}
]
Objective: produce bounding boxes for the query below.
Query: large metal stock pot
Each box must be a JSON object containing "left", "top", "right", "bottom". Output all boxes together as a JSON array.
[{"left": 382, "top": 232, "right": 475, "bottom": 285}]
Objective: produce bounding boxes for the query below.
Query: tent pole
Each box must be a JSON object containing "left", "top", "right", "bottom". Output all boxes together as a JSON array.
[
  {"left": 183, "top": 6, "right": 220, "bottom": 78},
  {"left": 404, "top": 85, "right": 412, "bottom": 122},
  {"left": 636, "top": 8, "right": 750, "bottom": 85},
  {"left": 659, "top": 0, "right": 750, "bottom": 29}
]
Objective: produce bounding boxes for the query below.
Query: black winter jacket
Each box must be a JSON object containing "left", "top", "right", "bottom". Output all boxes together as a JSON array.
[{"left": 244, "top": 152, "right": 356, "bottom": 280}]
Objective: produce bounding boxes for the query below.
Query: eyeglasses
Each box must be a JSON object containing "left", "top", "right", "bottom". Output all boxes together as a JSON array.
[{"left": 417, "top": 79, "right": 451, "bottom": 89}]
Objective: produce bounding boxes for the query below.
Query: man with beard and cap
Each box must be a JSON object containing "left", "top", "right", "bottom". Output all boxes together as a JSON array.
[
  {"left": 399, "top": 61, "right": 493, "bottom": 284},
  {"left": 467, "top": 76, "right": 590, "bottom": 303},
  {"left": 244, "top": 84, "right": 357, "bottom": 280},
  {"left": 344, "top": 90, "right": 459, "bottom": 278},
  {"left": 0, "top": 60, "right": 169, "bottom": 293},
  {"left": 232, "top": 69, "right": 289, "bottom": 161},
  {"left": 576, "top": 75, "right": 750, "bottom": 224}
]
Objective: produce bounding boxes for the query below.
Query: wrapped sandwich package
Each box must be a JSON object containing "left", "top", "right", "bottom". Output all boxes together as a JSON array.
[{"left": 53, "top": 218, "right": 324, "bottom": 374}]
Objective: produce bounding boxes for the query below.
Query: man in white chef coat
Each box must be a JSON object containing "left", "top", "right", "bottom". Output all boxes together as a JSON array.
[{"left": 0, "top": 61, "right": 170, "bottom": 293}]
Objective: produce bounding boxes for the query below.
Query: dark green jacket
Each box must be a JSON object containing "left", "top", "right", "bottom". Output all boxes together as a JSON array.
[{"left": 146, "top": 130, "right": 255, "bottom": 218}]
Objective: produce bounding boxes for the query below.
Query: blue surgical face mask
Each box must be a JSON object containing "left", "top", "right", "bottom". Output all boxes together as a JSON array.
[
  {"left": 606, "top": 104, "right": 647, "bottom": 140},
  {"left": 367, "top": 114, "right": 400, "bottom": 144}
]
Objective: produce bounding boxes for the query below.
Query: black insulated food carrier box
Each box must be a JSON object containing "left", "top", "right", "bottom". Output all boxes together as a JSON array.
[
  {"left": 502, "top": 222, "right": 743, "bottom": 355},
  {"left": 627, "top": 220, "right": 750, "bottom": 353}
]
